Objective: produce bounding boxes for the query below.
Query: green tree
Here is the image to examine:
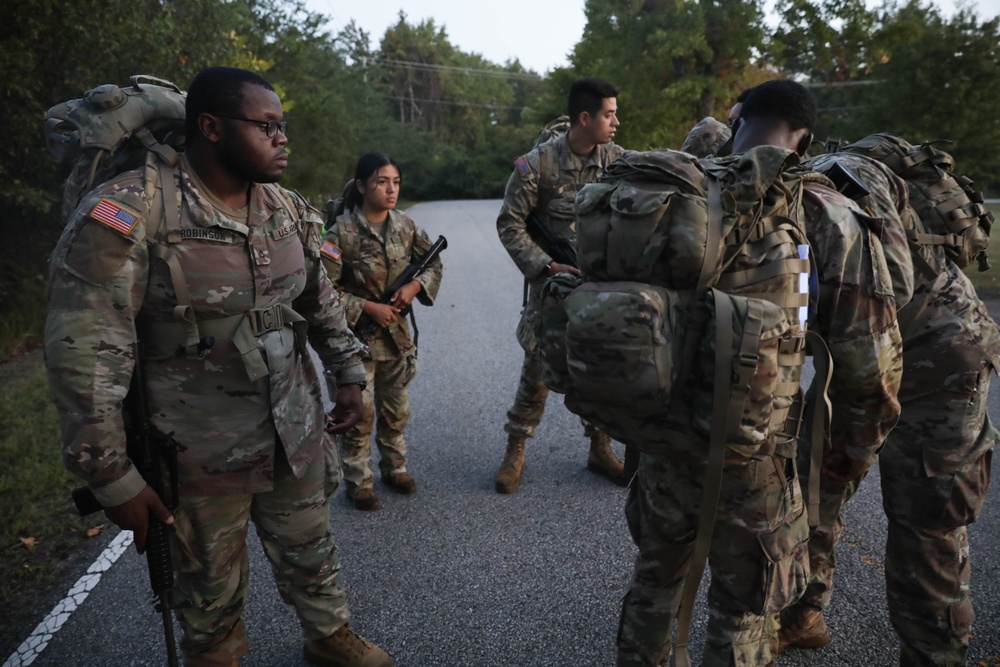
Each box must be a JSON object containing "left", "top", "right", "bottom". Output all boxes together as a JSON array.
[
  {"left": 860, "top": 3, "right": 1000, "bottom": 190},
  {"left": 571, "top": 0, "right": 767, "bottom": 149}
]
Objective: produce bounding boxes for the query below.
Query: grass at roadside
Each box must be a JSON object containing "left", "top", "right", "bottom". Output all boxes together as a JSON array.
[{"left": 0, "top": 353, "right": 108, "bottom": 635}]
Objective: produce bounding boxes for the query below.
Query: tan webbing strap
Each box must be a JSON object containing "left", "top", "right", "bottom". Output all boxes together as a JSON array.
[
  {"left": 726, "top": 291, "right": 809, "bottom": 308},
  {"left": 906, "top": 229, "right": 962, "bottom": 248},
  {"left": 672, "top": 176, "right": 728, "bottom": 667},
  {"left": 673, "top": 287, "right": 734, "bottom": 667},
  {"left": 134, "top": 127, "right": 180, "bottom": 173},
  {"left": 804, "top": 331, "right": 833, "bottom": 528},
  {"left": 149, "top": 243, "right": 200, "bottom": 352},
  {"left": 714, "top": 257, "right": 810, "bottom": 290},
  {"left": 732, "top": 299, "right": 764, "bottom": 400},
  {"left": 141, "top": 304, "right": 306, "bottom": 381}
]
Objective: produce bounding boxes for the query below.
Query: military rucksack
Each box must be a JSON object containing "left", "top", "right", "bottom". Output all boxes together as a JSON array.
[
  {"left": 538, "top": 146, "right": 814, "bottom": 461},
  {"left": 44, "top": 75, "right": 187, "bottom": 220},
  {"left": 830, "top": 133, "right": 993, "bottom": 271}
]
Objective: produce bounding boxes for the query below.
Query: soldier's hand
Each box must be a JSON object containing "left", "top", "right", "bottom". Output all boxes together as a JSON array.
[
  {"left": 548, "top": 261, "right": 581, "bottom": 277},
  {"left": 327, "top": 384, "right": 364, "bottom": 433},
  {"left": 390, "top": 281, "right": 422, "bottom": 309},
  {"left": 104, "top": 485, "right": 174, "bottom": 555},
  {"left": 821, "top": 449, "right": 870, "bottom": 486},
  {"left": 363, "top": 301, "right": 401, "bottom": 327}
]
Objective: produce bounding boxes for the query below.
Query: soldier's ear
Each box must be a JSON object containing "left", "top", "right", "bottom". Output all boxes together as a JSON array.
[
  {"left": 198, "top": 113, "right": 224, "bottom": 144},
  {"left": 795, "top": 131, "right": 814, "bottom": 157}
]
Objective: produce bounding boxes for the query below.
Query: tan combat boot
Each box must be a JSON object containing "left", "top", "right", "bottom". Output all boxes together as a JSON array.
[
  {"left": 383, "top": 470, "right": 417, "bottom": 495},
  {"left": 494, "top": 435, "right": 526, "bottom": 494},
  {"left": 586, "top": 433, "right": 627, "bottom": 486},
  {"left": 777, "top": 606, "right": 830, "bottom": 653},
  {"left": 304, "top": 624, "right": 395, "bottom": 667}
]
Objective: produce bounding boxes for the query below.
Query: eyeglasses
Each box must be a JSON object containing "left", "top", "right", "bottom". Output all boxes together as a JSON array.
[{"left": 213, "top": 113, "right": 287, "bottom": 138}]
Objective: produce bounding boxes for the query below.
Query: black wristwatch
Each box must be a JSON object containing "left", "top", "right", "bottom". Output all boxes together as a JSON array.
[{"left": 339, "top": 380, "right": 367, "bottom": 391}]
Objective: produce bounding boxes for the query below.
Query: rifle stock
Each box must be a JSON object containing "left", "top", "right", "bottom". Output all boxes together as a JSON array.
[
  {"left": 354, "top": 235, "right": 447, "bottom": 343},
  {"left": 71, "top": 340, "right": 180, "bottom": 667},
  {"left": 526, "top": 212, "right": 578, "bottom": 269}
]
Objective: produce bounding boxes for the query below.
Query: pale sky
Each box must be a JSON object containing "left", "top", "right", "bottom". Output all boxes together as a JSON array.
[{"left": 307, "top": 0, "right": 1000, "bottom": 74}]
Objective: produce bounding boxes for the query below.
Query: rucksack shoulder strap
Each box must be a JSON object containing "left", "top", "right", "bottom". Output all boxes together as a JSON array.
[
  {"left": 535, "top": 142, "right": 559, "bottom": 215},
  {"left": 335, "top": 210, "right": 362, "bottom": 267}
]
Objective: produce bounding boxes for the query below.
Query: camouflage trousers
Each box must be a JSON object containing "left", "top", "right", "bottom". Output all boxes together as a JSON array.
[
  {"left": 503, "top": 347, "right": 602, "bottom": 440},
  {"left": 617, "top": 451, "right": 809, "bottom": 667},
  {"left": 340, "top": 354, "right": 417, "bottom": 491},
  {"left": 169, "top": 446, "right": 350, "bottom": 667},
  {"left": 798, "top": 365, "right": 997, "bottom": 667}
]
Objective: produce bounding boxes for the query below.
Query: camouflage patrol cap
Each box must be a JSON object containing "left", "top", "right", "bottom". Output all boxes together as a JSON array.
[{"left": 681, "top": 117, "right": 732, "bottom": 158}]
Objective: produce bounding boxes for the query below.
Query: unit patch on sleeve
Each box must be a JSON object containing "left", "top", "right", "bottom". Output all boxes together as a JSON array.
[
  {"left": 89, "top": 199, "right": 140, "bottom": 235},
  {"left": 321, "top": 240, "right": 342, "bottom": 261},
  {"left": 514, "top": 156, "right": 532, "bottom": 178}
]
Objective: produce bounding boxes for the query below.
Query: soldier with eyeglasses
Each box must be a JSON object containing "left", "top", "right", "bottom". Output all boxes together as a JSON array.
[{"left": 44, "top": 66, "right": 395, "bottom": 667}]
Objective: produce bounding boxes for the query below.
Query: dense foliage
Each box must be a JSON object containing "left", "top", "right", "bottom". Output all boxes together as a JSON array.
[{"left": 2, "top": 0, "right": 999, "bottom": 355}]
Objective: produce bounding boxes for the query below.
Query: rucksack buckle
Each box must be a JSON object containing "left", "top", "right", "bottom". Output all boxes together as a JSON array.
[
  {"left": 735, "top": 353, "right": 759, "bottom": 389},
  {"left": 248, "top": 305, "right": 284, "bottom": 337}
]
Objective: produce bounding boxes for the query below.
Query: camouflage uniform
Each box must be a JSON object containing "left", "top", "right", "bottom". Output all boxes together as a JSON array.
[
  {"left": 497, "top": 133, "right": 624, "bottom": 440},
  {"left": 44, "top": 156, "right": 366, "bottom": 667},
  {"left": 320, "top": 208, "right": 442, "bottom": 493},
  {"left": 795, "top": 153, "right": 1000, "bottom": 666},
  {"left": 616, "top": 160, "right": 904, "bottom": 666}
]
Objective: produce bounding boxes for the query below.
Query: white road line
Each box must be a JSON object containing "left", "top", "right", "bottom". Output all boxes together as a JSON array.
[{"left": 2, "top": 530, "right": 133, "bottom": 667}]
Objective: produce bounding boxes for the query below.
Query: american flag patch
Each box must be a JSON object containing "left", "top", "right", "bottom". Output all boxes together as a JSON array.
[
  {"left": 321, "top": 240, "right": 342, "bottom": 261},
  {"left": 514, "top": 156, "right": 532, "bottom": 177},
  {"left": 89, "top": 199, "right": 139, "bottom": 235}
]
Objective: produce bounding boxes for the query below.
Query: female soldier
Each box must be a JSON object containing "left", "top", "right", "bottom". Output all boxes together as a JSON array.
[{"left": 321, "top": 153, "right": 443, "bottom": 511}]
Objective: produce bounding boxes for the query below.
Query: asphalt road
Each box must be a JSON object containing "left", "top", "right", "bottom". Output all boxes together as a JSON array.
[{"left": 10, "top": 199, "right": 1000, "bottom": 667}]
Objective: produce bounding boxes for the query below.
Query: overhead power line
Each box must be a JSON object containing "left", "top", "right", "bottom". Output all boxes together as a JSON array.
[
  {"left": 382, "top": 95, "right": 526, "bottom": 111},
  {"left": 366, "top": 57, "right": 542, "bottom": 81}
]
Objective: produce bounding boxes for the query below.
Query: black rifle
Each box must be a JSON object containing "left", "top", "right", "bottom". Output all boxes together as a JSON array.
[
  {"left": 72, "top": 340, "right": 180, "bottom": 667},
  {"left": 354, "top": 235, "right": 448, "bottom": 344},
  {"left": 526, "top": 211, "right": 578, "bottom": 269}
]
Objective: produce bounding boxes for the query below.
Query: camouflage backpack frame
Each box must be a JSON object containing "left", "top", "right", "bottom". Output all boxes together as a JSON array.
[
  {"left": 830, "top": 133, "right": 993, "bottom": 271},
  {"left": 44, "top": 75, "right": 187, "bottom": 220}
]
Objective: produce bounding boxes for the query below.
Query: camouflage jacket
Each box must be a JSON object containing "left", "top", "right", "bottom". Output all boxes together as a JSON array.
[
  {"left": 803, "top": 153, "right": 915, "bottom": 310},
  {"left": 496, "top": 133, "right": 625, "bottom": 285},
  {"left": 807, "top": 151, "right": 1000, "bottom": 406},
  {"left": 44, "top": 157, "right": 365, "bottom": 506},
  {"left": 802, "top": 180, "right": 905, "bottom": 465},
  {"left": 321, "top": 208, "right": 442, "bottom": 360}
]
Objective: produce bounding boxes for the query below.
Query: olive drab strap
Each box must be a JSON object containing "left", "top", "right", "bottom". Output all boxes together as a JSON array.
[
  {"left": 143, "top": 164, "right": 309, "bottom": 380},
  {"left": 805, "top": 331, "right": 833, "bottom": 528},
  {"left": 673, "top": 176, "right": 729, "bottom": 667},
  {"left": 334, "top": 213, "right": 362, "bottom": 278}
]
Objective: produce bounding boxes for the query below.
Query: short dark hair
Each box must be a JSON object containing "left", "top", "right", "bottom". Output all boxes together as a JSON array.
[
  {"left": 185, "top": 67, "right": 275, "bottom": 141},
  {"left": 739, "top": 79, "right": 817, "bottom": 133},
  {"left": 567, "top": 77, "right": 619, "bottom": 126},
  {"left": 346, "top": 152, "right": 402, "bottom": 210},
  {"left": 735, "top": 88, "right": 752, "bottom": 104}
]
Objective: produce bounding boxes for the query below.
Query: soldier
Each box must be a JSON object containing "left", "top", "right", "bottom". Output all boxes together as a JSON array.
[
  {"left": 321, "top": 152, "right": 443, "bottom": 511},
  {"left": 730, "top": 79, "right": 907, "bottom": 662},
  {"left": 44, "top": 67, "right": 394, "bottom": 667},
  {"left": 616, "top": 80, "right": 904, "bottom": 667},
  {"left": 779, "top": 146, "right": 1000, "bottom": 665},
  {"left": 494, "top": 77, "right": 627, "bottom": 493}
]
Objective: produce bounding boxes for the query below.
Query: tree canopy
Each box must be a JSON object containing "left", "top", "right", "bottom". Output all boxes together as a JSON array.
[{"left": 2, "top": 0, "right": 999, "bottom": 354}]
